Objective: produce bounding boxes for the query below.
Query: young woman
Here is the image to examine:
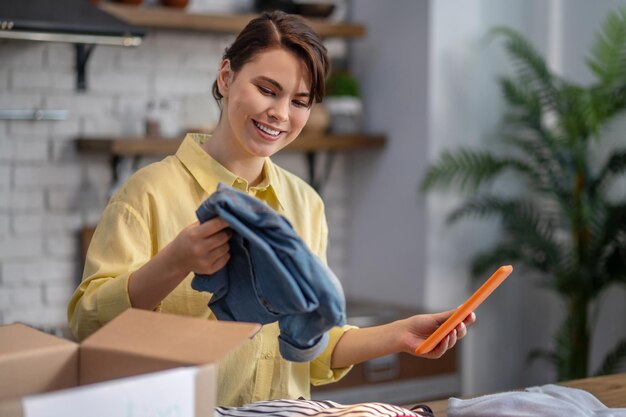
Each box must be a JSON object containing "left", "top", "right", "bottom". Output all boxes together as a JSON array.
[{"left": 68, "top": 10, "right": 475, "bottom": 406}]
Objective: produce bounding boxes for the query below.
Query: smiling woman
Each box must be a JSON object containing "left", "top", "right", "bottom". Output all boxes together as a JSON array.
[{"left": 67, "top": 10, "right": 474, "bottom": 409}]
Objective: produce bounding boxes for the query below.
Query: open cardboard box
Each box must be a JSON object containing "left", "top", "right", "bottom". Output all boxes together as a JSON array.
[{"left": 0, "top": 308, "right": 261, "bottom": 417}]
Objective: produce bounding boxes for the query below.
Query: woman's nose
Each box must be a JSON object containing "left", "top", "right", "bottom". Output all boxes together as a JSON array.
[{"left": 268, "top": 99, "right": 289, "bottom": 122}]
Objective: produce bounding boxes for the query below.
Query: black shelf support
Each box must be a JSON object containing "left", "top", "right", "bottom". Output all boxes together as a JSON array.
[
  {"left": 306, "top": 151, "right": 336, "bottom": 195},
  {"left": 75, "top": 44, "right": 96, "bottom": 91}
]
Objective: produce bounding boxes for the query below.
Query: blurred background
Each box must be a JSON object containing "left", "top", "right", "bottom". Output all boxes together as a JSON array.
[{"left": 1, "top": 0, "right": 625, "bottom": 406}]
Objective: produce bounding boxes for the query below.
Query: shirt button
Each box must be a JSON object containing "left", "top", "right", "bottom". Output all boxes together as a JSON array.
[{"left": 263, "top": 353, "right": 272, "bottom": 359}]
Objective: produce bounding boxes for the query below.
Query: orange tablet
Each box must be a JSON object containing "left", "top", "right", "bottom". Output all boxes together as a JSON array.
[{"left": 415, "top": 265, "right": 513, "bottom": 355}]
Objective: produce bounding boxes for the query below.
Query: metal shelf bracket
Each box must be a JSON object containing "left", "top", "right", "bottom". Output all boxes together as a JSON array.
[{"left": 75, "top": 43, "right": 96, "bottom": 91}]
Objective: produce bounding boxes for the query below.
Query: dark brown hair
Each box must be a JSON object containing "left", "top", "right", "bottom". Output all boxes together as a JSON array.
[{"left": 212, "top": 11, "right": 329, "bottom": 107}]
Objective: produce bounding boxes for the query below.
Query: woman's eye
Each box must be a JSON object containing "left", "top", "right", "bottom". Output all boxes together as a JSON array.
[
  {"left": 258, "top": 86, "right": 273, "bottom": 95},
  {"left": 293, "top": 100, "right": 308, "bottom": 108}
]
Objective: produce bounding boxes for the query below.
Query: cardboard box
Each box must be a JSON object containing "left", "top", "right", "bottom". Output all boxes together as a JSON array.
[{"left": 0, "top": 308, "right": 261, "bottom": 417}]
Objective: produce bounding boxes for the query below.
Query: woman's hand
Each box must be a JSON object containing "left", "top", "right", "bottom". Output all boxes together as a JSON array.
[
  {"left": 167, "top": 217, "right": 232, "bottom": 276},
  {"left": 331, "top": 309, "right": 476, "bottom": 368},
  {"left": 128, "top": 217, "right": 231, "bottom": 310},
  {"left": 397, "top": 310, "right": 477, "bottom": 359}
]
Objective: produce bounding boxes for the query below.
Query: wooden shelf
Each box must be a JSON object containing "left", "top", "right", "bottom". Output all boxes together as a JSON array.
[
  {"left": 100, "top": 3, "right": 366, "bottom": 38},
  {"left": 75, "top": 134, "right": 386, "bottom": 157}
]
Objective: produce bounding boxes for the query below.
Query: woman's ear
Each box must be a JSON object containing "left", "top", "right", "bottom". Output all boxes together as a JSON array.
[{"left": 217, "top": 60, "right": 233, "bottom": 98}]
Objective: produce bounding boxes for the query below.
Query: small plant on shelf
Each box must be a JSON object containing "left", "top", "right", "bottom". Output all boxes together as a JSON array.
[
  {"left": 326, "top": 69, "right": 360, "bottom": 98},
  {"left": 324, "top": 69, "right": 363, "bottom": 134}
]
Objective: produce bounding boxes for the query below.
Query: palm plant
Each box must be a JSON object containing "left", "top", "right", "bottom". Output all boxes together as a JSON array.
[{"left": 420, "top": 8, "right": 626, "bottom": 380}]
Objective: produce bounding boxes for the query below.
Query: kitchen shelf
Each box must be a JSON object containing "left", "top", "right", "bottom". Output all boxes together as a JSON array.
[
  {"left": 99, "top": 3, "right": 366, "bottom": 38},
  {"left": 75, "top": 133, "right": 385, "bottom": 155},
  {"left": 75, "top": 133, "right": 386, "bottom": 192}
]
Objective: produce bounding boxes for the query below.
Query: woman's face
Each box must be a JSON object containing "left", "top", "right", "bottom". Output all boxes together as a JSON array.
[{"left": 219, "top": 47, "right": 312, "bottom": 159}]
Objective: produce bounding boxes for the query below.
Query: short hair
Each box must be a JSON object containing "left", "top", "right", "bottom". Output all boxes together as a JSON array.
[{"left": 212, "top": 11, "right": 329, "bottom": 107}]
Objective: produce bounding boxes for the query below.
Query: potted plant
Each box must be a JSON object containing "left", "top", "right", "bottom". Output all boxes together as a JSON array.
[
  {"left": 324, "top": 69, "right": 363, "bottom": 134},
  {"left": 420, "top": 8, "right": 626, "bottom": 380}
]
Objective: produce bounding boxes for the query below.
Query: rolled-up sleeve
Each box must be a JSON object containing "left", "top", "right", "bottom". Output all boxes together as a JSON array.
[
  {"left": 67, "top": 201, "right": 152, "bottom": 341},
  {"left": 309, "top": 324, "right": 357, "bottom": 385}
]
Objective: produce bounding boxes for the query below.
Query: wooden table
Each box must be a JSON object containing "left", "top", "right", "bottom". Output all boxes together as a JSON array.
[{"left": 421, "top": 373, "right": 626, "bottom": 416}]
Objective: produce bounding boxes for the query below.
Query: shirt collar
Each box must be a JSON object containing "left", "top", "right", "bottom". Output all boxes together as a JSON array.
[{"left": 176, "top": 133, "right": 284, "bottom": 211}]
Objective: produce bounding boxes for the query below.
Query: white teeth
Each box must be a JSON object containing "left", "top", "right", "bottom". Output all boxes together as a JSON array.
[{"left": 254, "top": 121, "right": 280, "bottom": 136}]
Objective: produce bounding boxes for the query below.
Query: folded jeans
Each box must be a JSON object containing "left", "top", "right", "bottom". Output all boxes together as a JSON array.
[{"left": 192, "top": 183, "right": 346, "bottom": 362}]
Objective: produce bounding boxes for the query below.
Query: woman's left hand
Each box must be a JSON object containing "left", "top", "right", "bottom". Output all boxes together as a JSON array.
[
  {"left": 331, "top": 309, "right": 477, "bottom": 368},
  {"left": 397, "top": 310, "right": 477, "bottom": 359}
]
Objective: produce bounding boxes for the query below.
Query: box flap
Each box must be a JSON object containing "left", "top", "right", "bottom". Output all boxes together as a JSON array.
[
  {"left": 0, "top": 324, "right": 78, "bottom": 402},
  {"left": 0, "top": 323, "right": 76, "bottom": 355},
  {"left": 81, "top": 309, "right": 261, "bottom": 365}
]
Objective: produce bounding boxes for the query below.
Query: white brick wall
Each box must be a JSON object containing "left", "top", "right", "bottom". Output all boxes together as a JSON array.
[
  {"left": 14, "top": 138, "right": 49, "bottom": 162},
  {"left": 12, "top": 69, "right": 74, "bottom": 92},
  {"left": 0, "top": 93, "right": 43, "bottom": 107},
  {"left": 0, "top": 214, "right": 9, "bottom": 239},
  {"left": 0, "top": 30, "right": 350, "bottom": 333},
  {"left": 7, "top": 190, "right": 46, "bottom": 211},
  {"left": 0, "top": 137, "right": 12, "bottom": 161},
  {"left": 12, "top": 213, "right": 45, "bottom": 236},
  {"left": 0, "top": 237, "right": 43, "bottom": 258},
  {"left": 0, "top": 163, "right": 10, "bottom": 188},
  {"left": 0, "top": 40, "right": 46, "bottom": 68},
  {"left": 45, "top": 44, "right": 75, "bottom": 70}
]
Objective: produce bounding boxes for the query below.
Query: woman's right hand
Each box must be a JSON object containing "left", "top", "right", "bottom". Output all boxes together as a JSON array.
[
  {"left": 168, "top": 217, "right": 232, "bottom": 276},
  {"left": 128, "top": 217, "right": 232, "bottom": 310}
]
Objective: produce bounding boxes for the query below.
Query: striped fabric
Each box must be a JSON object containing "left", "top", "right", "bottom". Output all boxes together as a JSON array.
[{"left": 215, "top": 399, "right": 434, "bottom": 417}]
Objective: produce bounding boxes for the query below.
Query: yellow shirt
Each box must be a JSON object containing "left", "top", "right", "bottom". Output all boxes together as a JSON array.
[{"left": 67, "top": 133, "right": 353, "bottom": 406}]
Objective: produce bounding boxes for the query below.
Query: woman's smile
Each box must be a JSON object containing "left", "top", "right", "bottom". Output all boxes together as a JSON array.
[{"left": 252, "top": 119, "right": 284, "bottom": 141}]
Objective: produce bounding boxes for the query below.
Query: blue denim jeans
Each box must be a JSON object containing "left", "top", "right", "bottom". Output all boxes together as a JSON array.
[{"left": 191, "top": 183, "right": 346, "bottom": 362}]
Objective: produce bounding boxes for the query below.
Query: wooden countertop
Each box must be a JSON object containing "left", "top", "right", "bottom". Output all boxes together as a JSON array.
[{"left": 420, "top": 373, "right": 626, "bottom": 416}]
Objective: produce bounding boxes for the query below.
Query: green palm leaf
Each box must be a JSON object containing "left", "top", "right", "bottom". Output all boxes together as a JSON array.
[
  {"left": 419, "top": 149, "right": 529, "bottom": 192},
  {"left": 589, "top": 202, "right": 626, "bottom": 291},
  {"left": 593, "top": 150, "right": 626, "bottom": 194},
  {"left": 587, "top": 7, "right": 626, "bottom": 86},
  {"left": 502, "top": 134, "right": 570, "bottom": 199},
  {"left": 449, "top": 197, "right": 561, "bottom": 275},
  {"left": 498, "top": 77, "right": 542, "bottom": 125},
  {"left": 446, "top": 195, "right": 518, "bottom": 224},
  {"left": 586, "top": 84, "right": 626, "bottom": 135},
  {"left": 490, "top": 27, "right": 560, "bottom": 112},
  {"left": 469, "top": 246, "right": 524, "bottom": 278}
]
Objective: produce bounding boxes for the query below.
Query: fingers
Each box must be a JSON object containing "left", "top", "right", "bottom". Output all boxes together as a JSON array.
[
  {"left": 207, "top": 244, "right": 231, "bottom": 271},
  {"left": 194, "top": 241, "right": 230, "bottom": 274},
  {"left": 464, "top": 311, "right": 477, "bottom": 327},
  {"left": 189, "top": 218, "right": 231, "bottom": 249},
  {"left": 178, "top": 217, "right": 233, "bottom": 275},
  {"left": 435, "top": 328, "right": 458, "bottom": 356},
  {"left": 422, "top": 312, "right": 477, "bottom": 358},
  {"left": 196, "top": 217, "right": 230, "bottom": 237},
  {"left": 455, "top": 321, "right": 467, "bottom": 339},
  {"left": 448, "top": 328, "right": 458, "bottom": 348},
  {"left": 194, "top": 226, "right": 232, "bottom": 273},
  {"left": 430, "top": 334, "right": 451, "bottom": 359},
  {"left": 439, "top": 312, "right": 475, "bottom": 350}
]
